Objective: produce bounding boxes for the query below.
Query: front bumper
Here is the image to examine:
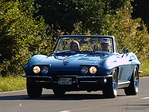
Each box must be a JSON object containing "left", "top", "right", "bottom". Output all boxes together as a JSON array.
[
  {"left": 22, "top": 74, "right": 112, "bottom": 84},
  {"left": 22, "top": 74, "right": 113, "bottom": 91}
]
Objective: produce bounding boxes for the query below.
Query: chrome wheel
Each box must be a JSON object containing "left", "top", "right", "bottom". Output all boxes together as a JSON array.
[
  {"left": 102, "top": 68, "right": 118, "bottom": 98},
  {"left": 124, "top": 66, "right": 139, "bottom": 95}
]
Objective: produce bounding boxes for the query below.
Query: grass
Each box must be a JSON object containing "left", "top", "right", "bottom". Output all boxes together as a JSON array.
[
  {"left": 0, "top": 75, "right": 26, "bottom": 92},
  {"left": 139, "top": 60, "right": 149, "bottom": 77},
  {"left": 0, "top": 60, "right": 148, "bottom": 92}
]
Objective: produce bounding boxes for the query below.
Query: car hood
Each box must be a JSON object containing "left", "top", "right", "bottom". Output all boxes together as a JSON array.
[
  {"left": 28, "top": 54, "right": 109, "bottom": 67},
  {"left": 39, "top": 54, "right": 106, "bottom": 65},
  {"left": 24, "top": 53, "right": 118, "bottom": 73}
]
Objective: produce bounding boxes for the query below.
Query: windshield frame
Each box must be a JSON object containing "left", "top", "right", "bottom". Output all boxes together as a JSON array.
[{"left": 53, "top": 35, "right": 117, "bottom": 54}]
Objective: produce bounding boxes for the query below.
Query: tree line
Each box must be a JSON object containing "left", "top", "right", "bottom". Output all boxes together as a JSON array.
[{"left": 0, "top": 0, "right": 149, "bottom": 77}]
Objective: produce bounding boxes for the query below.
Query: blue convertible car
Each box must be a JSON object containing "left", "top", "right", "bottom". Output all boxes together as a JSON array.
[{"left": 22, "top": 35, "right": 142, "bottom": 98}]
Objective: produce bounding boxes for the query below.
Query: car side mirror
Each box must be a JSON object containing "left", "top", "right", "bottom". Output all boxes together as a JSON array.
[{"left": 122, "top": 48, "right": 128, "bottom": 53}]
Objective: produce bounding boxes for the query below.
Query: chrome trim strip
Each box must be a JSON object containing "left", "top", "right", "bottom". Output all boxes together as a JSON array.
[
  {"left": 53, "top": 81, "right": 76, "bottom": 84},
  {"left": 139, "top": 71, "right": 143, "bottom": 73},
  {"left": 79, "top": 81, "right": 98, "bottom": 83},
  {"left": 76, "top": 75, "right": 112, "bottom": 79},
  {"left": 57, "top": 75, "right": 78, "bottom": 77},
  {"left": 22, "top": 74, "right": 52, "bottom": 79},
  {"left": 22, "top": 74, "right": 112, "bottom": 83},
  {"left": 118, "top": 81, "right": 130, "bottom": 85},
  {"left": 22, "top": 74, "right": 112, "bottom": 79},
  {"left": 36, "top": 81, "right": 51, "bottom": 82}
]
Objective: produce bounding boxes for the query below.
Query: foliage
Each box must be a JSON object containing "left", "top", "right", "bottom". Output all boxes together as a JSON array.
[
  {"left": 131, "top": 0, "right": 149, "bottom": 31},
  {"left": 0, "top": 75, "right": 26, "bottom": 92},
  {"left": 34, "top": 0, "right": 128, "bottom": 34},
  {"left": 140, "top": 60, "right": 149, "bottom": 76},
  {"left": 98, "top": 1, "right": 149, "bottom": 60},
  {"left": 0, "top": 0, "right": 149, "bottom": 78},
  {"left": 72, "top": 1, "right": 149, "bottom": 60},
  {"left": 0, "top": 0, "right": 45, "bottom": 76}
]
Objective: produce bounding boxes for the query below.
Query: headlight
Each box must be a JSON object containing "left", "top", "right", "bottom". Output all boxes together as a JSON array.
[
  {"left": 89, "top": 66, "right": 97, "bottom": 74},
  {"left": 81, "top": 66, "right": 88, "bottom": 75},
  {"left": 41, "top": 66, "right": 49, "bottom": 74},
  {"left": 33, "top": 66, "right": 41, "bottom": 74}
]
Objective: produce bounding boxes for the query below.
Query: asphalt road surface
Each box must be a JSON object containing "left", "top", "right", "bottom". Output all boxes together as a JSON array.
[{"left": 0, "top": 77, "right": 149, "bottom": 112}]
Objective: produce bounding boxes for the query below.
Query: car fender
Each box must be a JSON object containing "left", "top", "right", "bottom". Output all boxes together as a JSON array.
[
  {"left": 103, "top": 55, "right": 119, "bottom": 69},
  {"left": 24, "top": 55, "right": 47, "bottom": 71},
  {"left": 28, "top": 55, "right": 47, "bottom": 65}
]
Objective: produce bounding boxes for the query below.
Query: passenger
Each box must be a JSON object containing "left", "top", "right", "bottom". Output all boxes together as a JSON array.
[
  {"left": 93, "top": 38, "right": 111, "bottom": 52},
  {"left": 70, "top": 40, "right": 80, "bottom": 51},
  {"left": 100, "top": 38, "right": 111, "bottom": 52}
]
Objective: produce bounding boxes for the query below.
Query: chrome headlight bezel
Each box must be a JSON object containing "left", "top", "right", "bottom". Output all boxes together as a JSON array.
[
  {"left": 89, "top": 66, "right": 97, "bottom": 74},
  {"left": 41, "top": 66, "right": 49, "bottom": 74},
  {"left": 80, "top": 66, "right": 88, "bottom": 75},
  {"left": 80, "top": 66, "right": 98, "bottom": 75},
  {"left": 33, "top": 66, "right": 41, "bottom": 74},
  {"left": 32, "top": 65, "right": 49, "bottom": 74}
]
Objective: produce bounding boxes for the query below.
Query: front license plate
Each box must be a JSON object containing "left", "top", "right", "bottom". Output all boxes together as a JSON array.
[{"left": 58, "top": 78, "right": 72, "bottom": 85}]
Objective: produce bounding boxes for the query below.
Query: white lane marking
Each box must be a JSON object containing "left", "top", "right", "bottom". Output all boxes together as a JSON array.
[
  {"left": 58, "top": 110, "right": 71, "bottom": 112},
  {"left": 141, "top": 97, "right": 149, "bottom": 100},
  {"left": 0, "top": 89, "right": 26, "bottom": 94}
]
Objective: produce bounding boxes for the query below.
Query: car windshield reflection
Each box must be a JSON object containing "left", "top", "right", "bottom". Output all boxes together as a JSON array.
[{"left": 54, "top": 36, "right": 114, "bottom": 54}]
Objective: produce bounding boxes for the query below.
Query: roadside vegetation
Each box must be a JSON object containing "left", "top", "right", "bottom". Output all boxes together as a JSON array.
[
  {"left": 0, "top": 61, "right": 148, "bottom": 92},
  {"left": 140, "top": 60, "right": 149, "bottom": 77},
  {"left": 0, "top": 76, "right": 25, "bottom": 92},
  {"left": 1, "top": 0, "right": 149, "bottom": 92}
]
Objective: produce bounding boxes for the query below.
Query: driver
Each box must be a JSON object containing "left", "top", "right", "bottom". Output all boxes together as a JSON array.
[{"left": 70, "top": 40, "right": 80, "bottom": 51}]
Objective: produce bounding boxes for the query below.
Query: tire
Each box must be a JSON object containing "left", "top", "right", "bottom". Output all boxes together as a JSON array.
[
  {"left": 27, "top": 78, "right": 42, "bottom": 98},
  {"left": 124, "top": 66, "right": 139, "bottom": 95},
  {"left": 102, "top": 68, "right": 118, "bottom": 98},
  {"left": 53, "top": 89, "right": 66, "bottom": 96}
]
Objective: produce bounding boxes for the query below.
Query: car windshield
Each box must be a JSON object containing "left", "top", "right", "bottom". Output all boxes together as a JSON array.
[{"left": 54, "top": 36, "right": 114, "bottom": 54}]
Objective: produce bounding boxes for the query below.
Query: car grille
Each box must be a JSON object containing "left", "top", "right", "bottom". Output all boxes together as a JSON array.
[
  {"left": 78, "top": 78, "right": 99, "bottom": 83},
  {"left": 52, "top": 71, "right": 79, "bottom": 75}
]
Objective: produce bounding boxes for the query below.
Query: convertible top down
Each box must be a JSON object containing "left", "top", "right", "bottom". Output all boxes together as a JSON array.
[{"left": 22, "top": 35, "right": 142, "bottom": 98}]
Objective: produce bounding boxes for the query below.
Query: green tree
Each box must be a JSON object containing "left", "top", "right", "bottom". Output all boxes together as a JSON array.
[
  {"left": 0, "top": 0, "right": 45, "bottom": 76},
  {"left": 35, "top": 0, "right": 128, "bottom": 34},
  {"left": 1, "top": 0, "right": 149, "bottom": 77},
  {"left": 98, "top": 1, "right": 149, "bottom": 59},
  {"left": 71, "top": 0, "right": 149, "bottom": 60},
  {"left": 131, "top": 0, "right": 149, "bottom": 31}
]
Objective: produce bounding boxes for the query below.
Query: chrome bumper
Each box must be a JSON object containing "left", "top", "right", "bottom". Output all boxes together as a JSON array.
[
  {"left": 22, "top": 74, "right": 52, "bottom": 78},
  {"left": 22, "top": 74, "right": 112, "bottom": 83},
  {"left": 22, "top": 74, "right": 112, "bottom": 78}
]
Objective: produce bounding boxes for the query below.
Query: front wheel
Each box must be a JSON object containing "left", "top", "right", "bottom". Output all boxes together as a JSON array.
[
  {"left": 102, "top": 68, "right": 118, "bottom": 98},
  {"left": 27, "top": 78, "right": 42, "bottom": 98},
  {"left": 124, "top": 66, "right": 139, "bottom": 95}
]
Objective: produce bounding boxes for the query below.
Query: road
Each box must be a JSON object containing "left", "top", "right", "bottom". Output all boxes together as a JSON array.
[{"left": 0, "top": 77, "right": 149, "bottom": 112}]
